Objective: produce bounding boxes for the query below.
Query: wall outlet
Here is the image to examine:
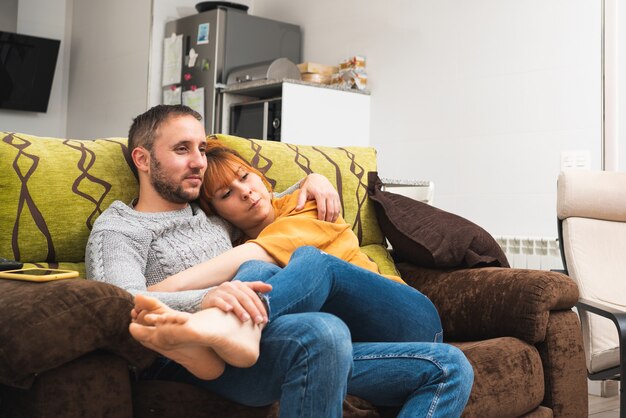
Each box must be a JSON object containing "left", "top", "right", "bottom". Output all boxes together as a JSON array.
[{"left": 560, "top": 150, "right": 590, "bottom": 170}]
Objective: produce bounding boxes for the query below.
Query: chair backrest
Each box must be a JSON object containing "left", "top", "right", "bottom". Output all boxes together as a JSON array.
[{"left": 557, "top": 170, "right": 626, "bottom": 373}]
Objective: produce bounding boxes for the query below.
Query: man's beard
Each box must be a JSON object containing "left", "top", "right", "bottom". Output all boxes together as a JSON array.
[{"left": 150, "top": 156, "right": 200, "bottom": 204}]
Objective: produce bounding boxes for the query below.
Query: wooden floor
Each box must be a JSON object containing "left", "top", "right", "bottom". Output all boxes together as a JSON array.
[{"left": 589, "top": 394, "right": 620, "bottom": 417}]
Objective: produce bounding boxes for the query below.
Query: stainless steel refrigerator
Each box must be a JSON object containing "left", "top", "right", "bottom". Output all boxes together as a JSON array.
[{"left": 163, "top": 6, "right": 301, "bottom": 133}]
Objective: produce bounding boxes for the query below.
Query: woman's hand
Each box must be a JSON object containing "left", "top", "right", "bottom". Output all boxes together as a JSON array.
[
  {"left": 201, "top": 280, "right": 272, "bottom": 325},
  {"left": 297, "top": 173, "right": 341, "bottom": 222}
]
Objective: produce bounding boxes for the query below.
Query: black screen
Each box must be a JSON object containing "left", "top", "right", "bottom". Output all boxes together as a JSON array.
[
  {"left": 0, "top": 31, "right": 61, "bottom": 113},
  {"left": 231, "top": 102, "right": 265, "bottom": 139},
  {"left": 230, "top": 98, "right": 281, "bottom": 141}
]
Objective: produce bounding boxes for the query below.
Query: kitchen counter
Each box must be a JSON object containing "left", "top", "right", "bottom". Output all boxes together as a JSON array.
[{"left": 220, "top": 78, "right": 370, "bottom": 98}]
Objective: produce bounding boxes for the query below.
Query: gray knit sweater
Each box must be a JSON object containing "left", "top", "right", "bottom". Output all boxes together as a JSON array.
[{"left": 85, "top": 201, "right": 237, "bottom": 312}]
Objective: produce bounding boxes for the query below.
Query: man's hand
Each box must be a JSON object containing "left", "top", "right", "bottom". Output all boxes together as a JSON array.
[
  {"left": 201, "top": 280, "right": 272, "bottom": 325},
  {"left": 297, "top": 173, "right": 341, "bottom": 222}
]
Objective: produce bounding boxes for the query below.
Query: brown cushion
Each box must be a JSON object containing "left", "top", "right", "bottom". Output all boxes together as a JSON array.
[
  {"left": 0, "top": 278, "right": 155, "bottom": 388},
  {"left": 453, "top": 337, "right": 545, "bottom": 417},
  {"left": 367, "top": 172, "right": 509, "bottom": 269}
]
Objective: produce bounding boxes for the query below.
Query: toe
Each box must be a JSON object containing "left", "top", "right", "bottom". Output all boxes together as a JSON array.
[{"left": 129, "top": 322, "right": 152, "bottom": 341}]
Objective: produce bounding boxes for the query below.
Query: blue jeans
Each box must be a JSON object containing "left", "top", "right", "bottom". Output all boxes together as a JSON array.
[
  {"left": 145, "top": 247, "right": 473, "bottom": 417},
  {"left": 145, "top": 312, "right": 353, "bottom": 417},
  {"left": 234, "top": 246, "right": 443, "bottom": 343}
]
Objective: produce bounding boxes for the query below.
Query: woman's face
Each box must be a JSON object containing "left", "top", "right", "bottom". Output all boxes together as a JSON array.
[{"left": 210, "top": 166, "right": 274, "bottom": 232}]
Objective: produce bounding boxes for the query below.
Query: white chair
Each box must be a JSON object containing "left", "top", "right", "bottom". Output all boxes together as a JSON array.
[{"left": 557, "top": 170, "right": 626, "bottom": 417}]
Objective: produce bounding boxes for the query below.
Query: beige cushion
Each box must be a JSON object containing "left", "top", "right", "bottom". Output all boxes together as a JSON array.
[
  {"left": 558, "top": 170, "right": 626, "bottom": 222},
  {"left": 558, "top": 170, "right": 626, "bottom": 373},
  {"left": 562, "top": 213, "right": 626, "bottom": 373}
]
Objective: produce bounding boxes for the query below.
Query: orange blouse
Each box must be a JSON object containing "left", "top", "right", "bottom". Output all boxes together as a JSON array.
[{"left": 248, "top": 190, "right": 405, "bottom": 284}]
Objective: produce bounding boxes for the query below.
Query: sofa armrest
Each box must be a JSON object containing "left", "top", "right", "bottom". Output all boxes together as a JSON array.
[
  {"left": 396, "top": 263, "right": 579, "bottom": 344},
  {"left": 0, "top": 278, "right": 155, "bottom": 388}
]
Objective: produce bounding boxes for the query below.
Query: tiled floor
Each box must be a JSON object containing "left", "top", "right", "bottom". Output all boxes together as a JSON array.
[{"left": 589, "top": 394, "right": 620, "bottom": 417}]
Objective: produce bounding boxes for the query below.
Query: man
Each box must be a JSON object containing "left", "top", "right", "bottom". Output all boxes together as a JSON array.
[{"left": 86, "top": 105, "right": 473, "bottom": 417}]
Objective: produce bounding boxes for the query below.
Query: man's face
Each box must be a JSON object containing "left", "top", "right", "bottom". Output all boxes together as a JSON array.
[{"left": 148, "top": 115, "right": 207, "bottom": 203}]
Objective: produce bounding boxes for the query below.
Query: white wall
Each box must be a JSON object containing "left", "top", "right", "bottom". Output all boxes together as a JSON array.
[
  {"left": 614, "top": 0, "right": 626, "bottom": 171},
  {"left": 66, "top": 0, "right": 151, "bottom": 138},
  {"left": 600, "top": 0, "right": 626, "bottom": 172},
  {"left": 251, "top": 0, "right": 602, "bottom": 238},
  {"left": 0, "top": 0, "right": 72, "bottom": 137}
]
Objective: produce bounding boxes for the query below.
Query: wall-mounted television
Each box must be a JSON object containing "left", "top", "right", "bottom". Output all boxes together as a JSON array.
[{"left": 0, "top": 31, "right": 61, "bottom": 113}]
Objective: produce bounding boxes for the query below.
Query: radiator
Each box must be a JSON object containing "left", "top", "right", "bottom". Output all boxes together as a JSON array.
[{"left": 494, "top": 236, "right": 564, "bottom": 270}]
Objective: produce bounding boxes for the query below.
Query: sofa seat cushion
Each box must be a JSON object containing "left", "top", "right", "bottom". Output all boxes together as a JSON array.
[
  {"left": 132, "top": 380, "right": 379, "bottom": 418},
  {"left": 0, "top": 278, "right": 154, "bottom": 388},
  {"left": 519, "top": 406, "right": 553, "bottom": 418},
  {"left": 132, "top": 380, "right": 272, "bottom": 418},
  {"left": 1, "top": 351, "right": 135, "bottom": 418},
  {"left": 132, "top": 338, "right": 545, "bottom": 418},
  {"left": 0, "top": 132, "right": 137, "bottom": 263},
  {"left": 453, "top": 337, "right": 544, "bottom": 418}
]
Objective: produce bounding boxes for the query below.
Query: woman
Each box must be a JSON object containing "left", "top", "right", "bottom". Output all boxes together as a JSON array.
[{"left": 202, "top": 143, "right": 406, "bottom": 285}]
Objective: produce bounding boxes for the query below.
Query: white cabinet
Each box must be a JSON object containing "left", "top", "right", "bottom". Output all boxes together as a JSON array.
[{"left": 220, "top": 80, "right": 370, "bottom": 147}]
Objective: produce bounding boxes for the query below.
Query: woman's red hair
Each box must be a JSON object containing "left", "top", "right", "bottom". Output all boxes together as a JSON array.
[{"left": 200, "top": 140, "right": 272, "bottom": 215}]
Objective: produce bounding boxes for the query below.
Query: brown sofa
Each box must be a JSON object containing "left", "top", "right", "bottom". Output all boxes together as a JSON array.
[{"left": 0, "top": 131, "right": 587, "bottom": 417}]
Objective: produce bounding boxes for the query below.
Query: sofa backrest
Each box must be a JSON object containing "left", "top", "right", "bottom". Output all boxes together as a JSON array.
[
  {"left": 0, "top": 132, "right": 395, "bottom": 276},
  {"left": 0, "top": 132, "right": 137, "bottom": 265}
]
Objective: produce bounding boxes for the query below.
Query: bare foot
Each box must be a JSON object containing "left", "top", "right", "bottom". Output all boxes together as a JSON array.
[
  {"left": 130, "top": 294, "right": 226, "bottom": 380},
  {"left": 131, "top": 308, "right": 263, "bottom": 369},
  {"left": 130, "top": 319, "right": 226, "bottom": 380}
]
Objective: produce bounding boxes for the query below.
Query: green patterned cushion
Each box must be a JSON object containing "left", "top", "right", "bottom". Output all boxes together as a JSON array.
[
  {"left": 360, "top": 244, "right": 400, "bottom": 277},
  {"left": 0, "top": 132, "right": 137, "bottom": 263},
  {"left": 213, "top": 134, "right": 385, "bottom": 247}
]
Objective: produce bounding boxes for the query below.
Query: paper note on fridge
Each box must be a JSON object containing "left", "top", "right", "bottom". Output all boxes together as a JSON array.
[
  {"left": 163, "top": 86, "right": 181, "bottom": 105},
  {"left": 182, "top": 87, "right": 205, "bottom": 121},
  {"left": 162, "top": 33, "right": 183, "bottom": 86}
]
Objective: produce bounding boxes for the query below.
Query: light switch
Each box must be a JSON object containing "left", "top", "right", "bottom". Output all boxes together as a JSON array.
[{"left": 560, "top": 150, "right": 590, "bottom": 170}]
